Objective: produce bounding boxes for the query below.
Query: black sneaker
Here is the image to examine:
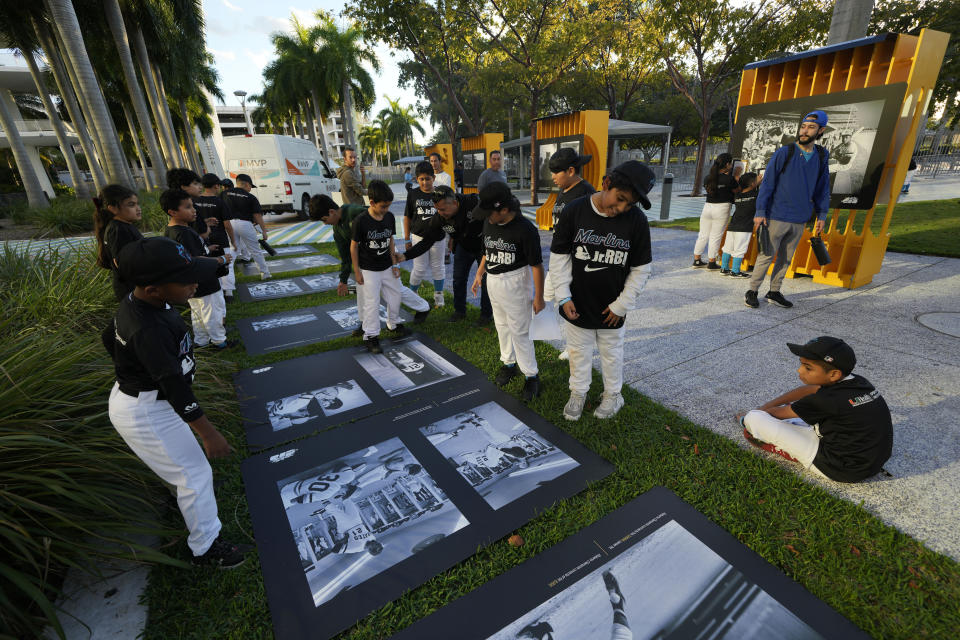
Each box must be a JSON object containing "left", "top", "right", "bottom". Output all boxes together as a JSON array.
[
  {"left": 223, "top": 294, "right": 234, "bottom": 303},
  {"left": 720, "top": 268, "right": 731, "bottom": 275},
  {"left": 495, "top": 364, "right": 518, "bottom": 386},
  {"left": 364, "top": 336, "right": 383, "bottom": 354},
  {"left": 444, "top": 253, "right": 451, "bottom": 265},
  {"left": 413, "top": 309, "right": 430, "bottom": 324},
  {"left": 521, "top": 375, "right": 542, "bottom": 401},
  {"left": 765, "top": 291, "right": 793, "bottom": 308},
  {"left": 390, "top": 324, "right": 411, "bottom": 337},
  {"left": 447, "top": 312, "right": 466, "bottom": 323},
  {"left": 731, "top": 271, "right": 750, "bottom": 278},
  {"left": 745, "top": 290, "right": 759, "bottom": 308},
  {"left": 692, "top": 258, "right": 707, "bottom": 268},
  {"left": 474, "top": 314, "right": 493, "bottom": 327},
  {"left": 706, "top": 262, "right": 721, "bottom": 270},
  {"left": 192, "top": 536, "right": 247, "bottom": 569},
  {"left": 351, "top": 327, "right": 363, "bottom": 338}
]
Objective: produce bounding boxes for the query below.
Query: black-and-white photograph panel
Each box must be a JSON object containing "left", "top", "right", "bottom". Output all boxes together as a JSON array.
[
  {"left": 301, "top": 273, "right": 345, "bottom": 292},
  {"left": 394, "top": 487, "right": 870, "bottom": 640},
  {"left": 731, "top": 83, "right": 907, "bottom": 209},
  {"left": 242, "top": 391, "right": 613, "bottom": 640},
  {"left": 236, "top": 300, "right": 411, "bottom": 356},
  {"left": 277, "top": 437, "right": 469, "bottom": 608},
  {"left": 271, "top": 244, "right": 319, "bottom": 257},
  {"left": 420, "top": 401, "right": 578, "bottom": 510},
  {"left": 240, "top": 253, "right": 338, "bottom": 275},
  {"left": 356, "top": 339, "right": 465, "bottom": 397},
  {"left": 237, "top": 277, "right": 306, "bottom": 302},
  {"left": 267, "top": 380, "right": 372, "bottom": 430}
]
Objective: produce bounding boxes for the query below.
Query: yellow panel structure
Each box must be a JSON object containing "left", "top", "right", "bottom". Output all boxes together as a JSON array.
[
  {"left": 424, "top": 143, "right": 456, "bottom": 191},
  {"left": 533, "top": 111, "right": 609, "bottom": 230},
  {"left": 460, "top": 133, "right": 504, "bottom": 194},
  {"left": 736, "top": 29, "right": 949, "bottom": 289}
]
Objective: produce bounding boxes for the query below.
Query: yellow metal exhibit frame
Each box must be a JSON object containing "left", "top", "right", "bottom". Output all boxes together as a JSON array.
[
  {"left": 424, "top": 143, "right": 456, "bottom": 191},
  {"left": 736, "top": 29, "right": 949, "bottom": 288},
  {"left": 533, "top": 111, "right": 610, "bottom": 230},
  {"left": 460, "top": 133, "right": 504, "bottom": 194}
]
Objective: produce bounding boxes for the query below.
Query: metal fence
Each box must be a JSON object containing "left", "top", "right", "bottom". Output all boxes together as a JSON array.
[{"left": 912, "top": 127, "right": 960, "bottom": 178}]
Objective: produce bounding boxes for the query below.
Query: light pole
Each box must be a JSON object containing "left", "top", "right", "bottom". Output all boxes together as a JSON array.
[{"left": 234, "top": 90, "right": 253, "bottom": 135}]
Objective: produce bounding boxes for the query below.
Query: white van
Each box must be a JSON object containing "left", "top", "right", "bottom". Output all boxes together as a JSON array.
[{"left": 223, "top": 135, "right": 340, "bottom": 220}]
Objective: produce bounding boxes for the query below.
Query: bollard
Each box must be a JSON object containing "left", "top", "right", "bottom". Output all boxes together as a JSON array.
[{"left": 660, "top": 173, "right": 673, "bottom": 220}]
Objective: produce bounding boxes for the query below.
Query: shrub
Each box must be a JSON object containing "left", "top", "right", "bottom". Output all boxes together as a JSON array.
[
  {"left": 36, "top": 196, "right": 95, "bottom": 236},
  {"left": 137, "top": 189, "right": 167, "bottom": 233}
]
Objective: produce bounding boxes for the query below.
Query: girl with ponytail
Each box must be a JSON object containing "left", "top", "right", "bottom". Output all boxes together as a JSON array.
[
  {"left": 692, "top": 153, "right": 738, "bottom": 270},
  {"left": 93, "top": 184, "right": 142, "bottom": 300}
]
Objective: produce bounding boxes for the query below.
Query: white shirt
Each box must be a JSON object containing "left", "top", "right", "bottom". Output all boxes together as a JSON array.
[{"left": 434, "top": 171, "right": 452, "bottom": 188}]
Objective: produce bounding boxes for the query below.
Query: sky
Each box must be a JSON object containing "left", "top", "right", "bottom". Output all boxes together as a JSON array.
[{"left": 0, "top": 0, "right": 436, "bottom": 143}]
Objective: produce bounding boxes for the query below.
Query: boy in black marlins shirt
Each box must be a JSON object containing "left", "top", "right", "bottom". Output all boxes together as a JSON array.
[
  {"left": 104, "top": 237, "right": 246, "bottom": 568},
  {"left": 550, "top": 161, "right": 655, "bottom": 421},
  {"left": 741, "top": 336, "right": 893, "bottom": 482},
  {"left": 195, "top": 173, "right": 238, "bottom": 298},
  {"left": 163, "top": 189, "right": 233, "bottom": 349},
  {"left": 470, "top": 183, "right": 545, "bottom": 401}
]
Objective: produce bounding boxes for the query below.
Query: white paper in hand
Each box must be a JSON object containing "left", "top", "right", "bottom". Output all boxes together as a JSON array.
[{"left": 529, "top": 300, "right": 562, "bottom": 341}]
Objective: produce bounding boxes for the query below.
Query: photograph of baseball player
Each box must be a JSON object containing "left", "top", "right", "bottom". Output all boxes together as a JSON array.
[
  {"left": 243, "top": 278, "right": 304, "bottom": 300},
  {"left": 395, "top": 487, "right": 867, "bottom": 640},
  {"left": 420, "top": 401, "right": 578, "bottom": 510},
  {"left": 276, "top": 437, "right": 468, "bottom": 608},
  {"left": 302, "top": 273, "right": 347, "bottom": 291},
  {"left": 270, "top": 244, "right": 319, "bottom": 256},
  {"left": 266, "top": 381, "right": 372, "bottom": 430},
  {"left": 251, "top": 313, "right": 317, "bottom": 332},
  {"left": 355, "top": 338, "right": 465, "bottom": 397},
  {"left": 485, "top": 519, "right": 823, "bottom": 640},
  {"left": 327, "top": 303, "right": 395, "bottom": 330},
  {"left": 731, "top": 83, "right": 907, "bottom": 209},
  {"left": 239, "top": 253, "right": 337, "bottom": 276}
]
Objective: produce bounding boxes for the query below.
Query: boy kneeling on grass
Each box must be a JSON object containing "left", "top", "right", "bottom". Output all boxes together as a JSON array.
[
  {"left": 104, "top": 237, "right": 248, "bottom": 568},
  {"left": 741, "top": 336, "right": 893, "bottom": 482},
  {"left": 351, "top": 180, "right": 410, "bottom": 354}
]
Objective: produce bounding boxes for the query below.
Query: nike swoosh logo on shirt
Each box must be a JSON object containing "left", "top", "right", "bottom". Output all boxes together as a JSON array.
[
  {"left": 376, "top": 249, "right": 388, "bottom": 255},
  {"left": 584, "top": 265, "right": 608, "bottom": 272}
]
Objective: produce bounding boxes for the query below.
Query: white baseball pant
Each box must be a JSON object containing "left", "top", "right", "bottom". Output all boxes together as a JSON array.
[
  {"left": 399, "top": 284, "right": 430, "bottom": 313},
  {"left": 219, "top": 247, "right": 236, "bottom": 294},
  {"left": 232, "top": 219, "right": 270, "bottom": 276},
  {"left": 359, "top": 268, "right": 402, "bottom": 338},
  {"left": 188, "top": 290, "right": 226, "bottom": 346},
  {"left": 721, "top": 230, "right": 752, "bottom": 259},
  {"left": 487, "top": 268, "right": 538, "bottom": 376},
  {"left": 694, "top": 202, "right": 732, "bottom": 260},
  {"left": 743, "top": 410, "right": 828, "bottom": 477},
  {"left": 108, "top": 384, "right": 221, "bottom": 556},
  {"left": 565, "top": 322, "right": 625, "bottom": 395},
  {"left": 409, "top": 233, "right": 445, "bottom": 287}
]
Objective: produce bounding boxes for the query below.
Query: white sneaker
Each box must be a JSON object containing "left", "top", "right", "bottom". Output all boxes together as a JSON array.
[
  {"left": 434, "top": 291, "right": 445, "bottom": 308},
  {"left": 558, "top": 349, "right": 569, "bottom": 361},
  {"left": 593, "top": 393, "right": 624, "bottom": 419},
  {"left": 563, "top": 393, "right": 586, "bottom": 421},
  {"left": 260, "top": 272, "right": 272, "bottom": 280}
]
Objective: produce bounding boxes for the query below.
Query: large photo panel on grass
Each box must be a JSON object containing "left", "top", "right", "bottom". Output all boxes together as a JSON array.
[
  {"left": 234, "top": 333, "right": 483, "bottom": 450},
  {"left": 270, "top": 244, "right": 319, "bottom": 257},
  {"left": 237, "top": 299, "right": 412, "bottom": 355},
  {"left": 236, "top": 273, "right": 354, "bottom": 302},
  {"left": 731, "top": 83, "right": 907, "bottom": 210},
  {"left": 239, "top": 252, "right": 338, "bottom": 276},
  {"left": 394, "top": 486, "right": 870, "bottom": 640},
  {"left": 242, "top": 391, "right": 613, "bottom": 640}
]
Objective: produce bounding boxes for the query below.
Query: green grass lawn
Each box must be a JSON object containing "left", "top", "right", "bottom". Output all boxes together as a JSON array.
[
  {"left": 143, "top": 243, "right": 960, "bottom": 639},
  {"left": 649, "top": 199, "right": 960, "bottom": 258}
]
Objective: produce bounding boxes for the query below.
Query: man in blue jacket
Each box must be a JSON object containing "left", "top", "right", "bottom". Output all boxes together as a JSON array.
[{"left": 746, "top": 110, "right": 831, "bottom": 309}]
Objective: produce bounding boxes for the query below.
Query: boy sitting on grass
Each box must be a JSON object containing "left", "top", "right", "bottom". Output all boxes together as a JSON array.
[{"left": 741, "top": 336, "right": 893, "bottom": 482}]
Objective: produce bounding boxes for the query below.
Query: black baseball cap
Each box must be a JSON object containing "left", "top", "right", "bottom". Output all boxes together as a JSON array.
[
  {"left": 472, "top": 182, "right": 516, "bottom": 220},
  {"left": 201, "top": 173, "right": 221, "bottom": 188},
  {"left": 610, "top": 160, "right": 656, "bottom": 210},
  {"left": 787, "top": 336, "right": 856, "bottom": 375},
  {"left": 549, "top": 147, "right": 592, "bottom": 172},
  {"left": 118, "top": 237, "right": 219, "bottom": 287},
  {"left": 220, "top": 178, "right": 234, "bottom": 189},
  {"left": 235, "top": 173, "right": 256, "bottom": 187}
]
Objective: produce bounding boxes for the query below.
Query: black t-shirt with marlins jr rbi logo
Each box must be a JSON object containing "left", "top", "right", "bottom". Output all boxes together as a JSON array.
[
  {"left": 352, "top": 211, "right": 395, "bottom": 272},
  {"left": 550, "top": 195, "right": 652, "bottom": 330},
  {"left": 404, "top": 187, "right": 437, "bottom": 237},
  {"left": 482, "top": 214, "right": 542, "bottom": 275}
]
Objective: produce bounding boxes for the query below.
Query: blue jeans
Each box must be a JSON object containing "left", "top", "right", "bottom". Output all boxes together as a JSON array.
[{"left": 453, "top": 244, "right": 491, "bottom": 316}]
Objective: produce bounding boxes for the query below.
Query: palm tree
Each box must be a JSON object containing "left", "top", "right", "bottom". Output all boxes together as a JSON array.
[
  {"left": 379, "top": 97, "right": 424, "bottom": 160},
  {"left": 44, "top": 0, "right": 133, "bottom": 187},
  {"left": 310, "top": 14, "right": 378, "bottom": 152},
  {"left": 358, "top": 124, "right": 385, "bottom": 167},
  {"left": 374, "top": 113, "right": 393, "bottom": 166},
  {"left": 0, "top": 89, "right": 49, "bottom": 208}
]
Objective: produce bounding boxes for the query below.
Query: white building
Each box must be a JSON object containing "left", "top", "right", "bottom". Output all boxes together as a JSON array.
[{"left": 211, "top": 104, "right": 362, "bottom": 160}]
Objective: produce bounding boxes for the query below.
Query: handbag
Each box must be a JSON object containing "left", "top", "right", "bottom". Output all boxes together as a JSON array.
[
  {"left": 810, "top": 234, "right": 832, "bottom": 266},
  {"left": 756, "top": 224, "right": 773, "bottom": 256}
]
